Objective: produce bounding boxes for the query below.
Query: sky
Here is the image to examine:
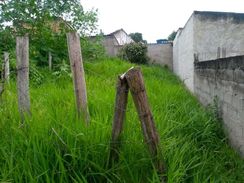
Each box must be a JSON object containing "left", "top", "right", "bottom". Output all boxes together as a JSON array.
[{"left": 81, "top": 0, "right": 244, "bottom": 43}]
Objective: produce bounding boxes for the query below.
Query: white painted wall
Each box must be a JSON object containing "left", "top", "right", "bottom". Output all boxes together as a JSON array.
[
  {"left": 113, "top": 30, "right": 134, "bottom": 45},
  {"left": 173, "top": 15, "right": 195, "bottom": 92}
]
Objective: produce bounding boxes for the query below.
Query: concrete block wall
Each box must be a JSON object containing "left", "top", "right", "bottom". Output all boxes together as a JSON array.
[
  {"left": 147, "top": 43, "right": 173, "bottom": 70},
  {"left": 194, "top": 56, "right": 244, "bottom": 156}
]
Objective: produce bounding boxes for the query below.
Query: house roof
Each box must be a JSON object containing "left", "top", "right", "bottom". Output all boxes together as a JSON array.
[{"left": 106, "top": 28, "right": 128, "bottom": 36}]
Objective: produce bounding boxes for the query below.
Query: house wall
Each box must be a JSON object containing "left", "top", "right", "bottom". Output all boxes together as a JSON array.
[
  {"left": 173, "top": 15, "right": 195, "bottom": 92},
  {"left": 194, "top": 12, "right": 244, "bottom": 61},
  {"left": 113, "top": 31, "right": 134, "bottom": 45},
  {"left": 147, "top": 43, "right": 173, "bottom": 70},
  {"left": 194, "top": 56, "right": 244, "bottom": 157}
]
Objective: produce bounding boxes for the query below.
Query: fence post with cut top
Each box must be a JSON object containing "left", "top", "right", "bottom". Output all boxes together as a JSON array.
[
  {"left": 67, "top": 32, "right": 90, "bottom": 124},
  {"left": 16, "top": 35, "right": 31, "bottom": 120},
  {"left": 124, "top": 67, "right": 165, "bottom": 177}
]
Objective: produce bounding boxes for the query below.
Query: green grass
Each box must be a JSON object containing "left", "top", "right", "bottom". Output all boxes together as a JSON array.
[{"left": 0, "top": 58, "right": 243, "bottom": 183}]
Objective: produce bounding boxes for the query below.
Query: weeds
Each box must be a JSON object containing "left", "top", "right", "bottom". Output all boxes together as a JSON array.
[{"left": 0, "top": 59, "right": 243, "bottom": 182}]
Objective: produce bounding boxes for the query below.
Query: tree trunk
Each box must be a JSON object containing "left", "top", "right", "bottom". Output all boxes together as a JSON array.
[{"left": 67, "top": 32, "right": 90, "bottom": 124}]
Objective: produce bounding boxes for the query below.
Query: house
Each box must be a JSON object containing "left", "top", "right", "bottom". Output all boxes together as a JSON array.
[
  {"left": 173, "top": 11, "right": 244, "bottom": 92},
  {"left": 102, "top": 29, "right": 134, "bottom": 57}
]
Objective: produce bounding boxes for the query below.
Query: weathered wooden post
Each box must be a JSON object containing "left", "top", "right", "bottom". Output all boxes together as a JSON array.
[
  {"left": 109, "top": 76, "right": 129, "bottom": 163},
  {"left": 48, "top": 51, "right": 52, "bottom": 71},
  {"left": 3, "top": 52, "right": 10, "bottom": 82},
  {"left": 0, "top": 56, "right": 5, "bottom": 98},
  {"left": 16, "top": 35, "right": 31, "bottom": 119},
  {"left": 124, "top": 67, "right": 165, "bottom": 177},
  {"left": 109, "top": 67, "right": 166, "bottom": 181},
  {"left": 67, "top": 32, "right": 90, "bottom": 124}
]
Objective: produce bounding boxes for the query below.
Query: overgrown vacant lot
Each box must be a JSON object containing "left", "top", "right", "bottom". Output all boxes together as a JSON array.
[{"left": 0, "top": 59, "right": 243, "bottom": 182}]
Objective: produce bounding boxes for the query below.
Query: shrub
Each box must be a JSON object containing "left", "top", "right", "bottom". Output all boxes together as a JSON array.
[
  {"left": 52, "top": 60, "right": 72, "bottom": 81},
  {"left": 118, "top": 42, "right": 149, "bottom": 64}
]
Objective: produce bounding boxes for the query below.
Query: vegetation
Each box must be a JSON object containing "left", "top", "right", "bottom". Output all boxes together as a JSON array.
[
  {"left": 119, "top": 42, "right": 149, "bottom": 64},
  {"left": 168, "top": 31, "right": 177, "bottom": 41},
  {"left": 0, "top": 58, "right": 243, "bottom": 182},
  {"left": 0, "top": 0, "right": 103, "bottom": 67},
  {"left": 129, "top": 32, "right": 147, "bottom": 44}
]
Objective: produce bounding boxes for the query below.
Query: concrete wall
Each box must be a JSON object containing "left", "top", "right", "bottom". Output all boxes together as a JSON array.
[
  {"left": 173, "top": 11, "right": 244, "bottom": 92},
  {"left": 194, "top": 56, "right": 244, "bottom": 157},
  {"left": 173, "top": 15, "right": 195, "bottom": 91},
  {"left": 102, "top": 36, "right": 119, "bottom": 57},
  {"left": 147, "top": 43, "right": 173, "bottom": 70},
  {"left": 194, "top": 11, "right": 244, "bottom": 61}
]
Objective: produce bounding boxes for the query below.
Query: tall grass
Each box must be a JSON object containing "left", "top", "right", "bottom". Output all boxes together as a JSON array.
[{"left": 0, "top": 58, "right": 243, "bottom": 182}]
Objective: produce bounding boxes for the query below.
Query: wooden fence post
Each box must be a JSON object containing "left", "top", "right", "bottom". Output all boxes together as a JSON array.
[
  {"left": 16, "top": 35, "right": 31, "bottom": 119},
  {"left": 0, "top": 55, "right": 5, "bottom": 98},
  {"left": 48, "top": 51, "right": 52, "bottom": 71},
  {"left": 109, "top": 76, "right": 129, "bottom": 164},
  {"left": 3, "top": 52, "right": 10, "bottom": 82},
  {"left": 67, "top": 32, "right": 90, "bottom": 124},
  {"left": 124, "top": 67, "right": 165, "bottom": 176}
]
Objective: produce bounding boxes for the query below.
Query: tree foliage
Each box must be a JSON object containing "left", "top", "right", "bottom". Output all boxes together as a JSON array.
[
  {"left": 0, "top": 0, "right": 98, "bottom": 35},
  {"left": 0, "top": 0, "right": 100, "bottom": 67},
  {"left": 0, "top": 26, "right": 15, "bottom": 53},
  {"left": 168, "top": 31, "right": 177, "bottom": 41},
  {"left": 129, "top": 32, "right": 147, "bottom": 44}
]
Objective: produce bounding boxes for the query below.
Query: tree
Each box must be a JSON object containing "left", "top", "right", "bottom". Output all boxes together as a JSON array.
[
  {"left": 0, "top": 0, "right": 98, "bottom": 36},
  {"left": 168, "top": 31, "right": 177, "bottom": 41},
  {"left": 129, "top": 32, "right": 147, "bottom": 44},
  {"left": 0, "top": 26, "right": 15, "bottom": 53},
  {"left": 0, "top": 0, "right": 98, "bottom": 66}
]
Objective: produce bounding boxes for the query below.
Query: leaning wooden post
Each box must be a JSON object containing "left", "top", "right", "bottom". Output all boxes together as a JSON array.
[
  {"left": 48, "top": 51, "right": 52, "bottom": 71},
  {"left": 3, "top": 52, "right": 10, "bottom": 82},
  {"left": 125, "top": 67, "right": 165, "bottom": 176},
  {"left": 67, "top": 32, "right": 90, "bottom": 124},
  {"left": 109, "top": 76, "right": 129, "bottom": 164},
  {"left": 16, "top": 35, "right": 31, "bottom": 120}
]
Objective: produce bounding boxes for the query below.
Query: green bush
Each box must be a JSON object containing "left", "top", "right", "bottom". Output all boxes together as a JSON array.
[
  {"left": 52, "top": 61, "right": 72, "bottom": 81},
  {"left": 118, "top": 42, "right": 149, "bottom": 64}
]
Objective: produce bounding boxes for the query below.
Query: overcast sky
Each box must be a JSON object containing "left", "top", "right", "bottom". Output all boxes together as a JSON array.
[{"left": 81, "top": 0, "right": 244, "bottom": 43}]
